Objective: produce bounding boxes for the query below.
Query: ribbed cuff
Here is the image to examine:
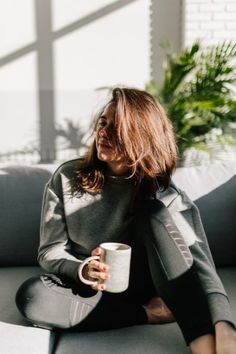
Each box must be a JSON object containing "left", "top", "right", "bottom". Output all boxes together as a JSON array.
[
  {"left": 184, "top": 321, "right": 215, "bottom": 346},
  {"left": 58, "top": 259, "right": 83, "bottom": 282},
  {"left": 207, "top": 293, "right": 236, "bottom": 329}
]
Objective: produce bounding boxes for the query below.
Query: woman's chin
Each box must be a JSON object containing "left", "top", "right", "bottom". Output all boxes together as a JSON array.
[{"left": 97, "top": 153, "right": 112, "bottom": 162}]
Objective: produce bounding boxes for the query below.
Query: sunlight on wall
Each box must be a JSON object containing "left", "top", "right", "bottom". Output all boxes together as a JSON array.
[
  {"left": 0, "top": 53, "right": 37, "bottom": 91},
  {"left": 52, "top": 0, "right": 115, "bottom": 31},
  {"left": 54, "top": 0, "right": 150, "bottom": 89},
  {"left": 0, "top": 0, "right": 38, "bottom": 155},
  {"left": 0, "top": 0, "right": 35, "bottom": 57},
  {"left": 0, "top": 0, "right": 150, "bottom": 161},
  {"left": 53, "top": 0, "right": 150, "bottom": 159},
  {"left": 0, "top": 55, "right": 38, "bottom": 153}
]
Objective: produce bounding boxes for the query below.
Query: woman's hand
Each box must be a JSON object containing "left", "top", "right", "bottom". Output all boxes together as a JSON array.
[
  {"left": 80, "top": 247, "right": 111, "bottom": 291},
  {"left": 215, "top": 321, "right": 236, "bottom": 354}
]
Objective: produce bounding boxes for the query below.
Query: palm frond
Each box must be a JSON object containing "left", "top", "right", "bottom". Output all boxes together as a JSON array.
[{"left": 147, "top": 41, "right": 236, "bottom": 160}]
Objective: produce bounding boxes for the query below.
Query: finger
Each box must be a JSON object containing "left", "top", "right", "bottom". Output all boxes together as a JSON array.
[
  {"left": 91, "top": 283, "right": 106, "bottom": 291},
  {"left": 91, "top": 247, "right": 102, "bottom": 256},
  {"left": 88, "top": 270, "right": 111, "bottom": 281},
  {"left": 89, "top": 260, "right": 109, "bottom": 272}
]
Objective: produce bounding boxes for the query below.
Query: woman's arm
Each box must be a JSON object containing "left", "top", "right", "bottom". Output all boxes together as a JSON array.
[
  {"left": 188, "top": 200, "right": 235, "bottom": 329},
  {"left": 38, "top": 176, "right": 83, "bottom": 282},
  {"left": 169, "top": 189, "right": 236, "bottom": 353}
]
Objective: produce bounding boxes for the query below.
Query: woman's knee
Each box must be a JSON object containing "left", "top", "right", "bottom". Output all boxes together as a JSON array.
[{"left": 15, "top": 276, "right": 44, "bottom": 323}]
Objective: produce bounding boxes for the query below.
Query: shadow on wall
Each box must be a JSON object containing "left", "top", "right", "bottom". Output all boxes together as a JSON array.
[{"left": 195, "top": 176, "right": 236, "bottom": 267}]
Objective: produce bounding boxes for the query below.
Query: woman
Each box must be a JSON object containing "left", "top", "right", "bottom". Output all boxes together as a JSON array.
[{"left": 16, "top": 87, "right": 236, "bottom": 353}]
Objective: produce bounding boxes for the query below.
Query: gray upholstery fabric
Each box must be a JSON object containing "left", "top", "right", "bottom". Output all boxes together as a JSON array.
[
  {"left": 173, "top": 163, "right": 236, "bottom": 266},
  {"left": 55, "top": 324, "right": 191, "bottom": 354},
  {"left": 0, "top": 165, "right": 54, "bottom": 266}
]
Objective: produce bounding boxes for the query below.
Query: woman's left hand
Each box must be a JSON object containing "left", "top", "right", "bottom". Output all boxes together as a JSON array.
[{"left": 215, "top": 321, "right": 236, "bottom": 354}]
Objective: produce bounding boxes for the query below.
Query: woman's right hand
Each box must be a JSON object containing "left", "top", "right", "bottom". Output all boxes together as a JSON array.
[{"left": 80, "top": 247, "right": 111, "bottom": 291}]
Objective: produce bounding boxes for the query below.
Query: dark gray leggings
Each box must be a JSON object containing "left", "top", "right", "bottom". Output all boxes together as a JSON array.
[{"left": 15, "top": 200, "right": 214, "bottom": 346}]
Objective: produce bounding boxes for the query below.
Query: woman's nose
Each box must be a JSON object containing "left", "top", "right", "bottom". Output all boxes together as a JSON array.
[{"left": 99, "top": 126, "right": 109, "bottom": 138}]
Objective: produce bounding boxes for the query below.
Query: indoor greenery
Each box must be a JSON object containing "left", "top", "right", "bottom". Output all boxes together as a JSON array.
[{"left": 146, "top": 41, "right": 236, "bottom": 163}]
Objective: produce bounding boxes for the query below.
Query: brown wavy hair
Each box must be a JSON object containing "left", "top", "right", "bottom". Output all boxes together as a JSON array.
[{"left": 71, "top": 87, "right": 178, "bottom": 199}]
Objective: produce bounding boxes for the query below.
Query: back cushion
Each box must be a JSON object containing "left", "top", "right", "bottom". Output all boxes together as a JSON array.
[
  {"left": 173, "top": 162, "right": 236, "bottom": 267},
  {"left": 1, "top": 162, "right": 235, "bottom": 267},
  {"left": 0, "top": 165, "right": 54, "bottom": 266}
]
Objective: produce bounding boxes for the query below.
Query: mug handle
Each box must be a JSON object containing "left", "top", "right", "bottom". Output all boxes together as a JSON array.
[{"left": 78, "top": 255, "right": 100, "bottom": 285}]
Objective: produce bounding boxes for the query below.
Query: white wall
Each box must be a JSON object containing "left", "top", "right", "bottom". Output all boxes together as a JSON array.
[
  {"left": 1, "top": 0, "right": 235, "bottom": 162},
  {"left": 184, "top": 0, "right": 236, "bottom": 46},
  {"left": 0, "top": 0, "right": 150, "bottom": 159}
]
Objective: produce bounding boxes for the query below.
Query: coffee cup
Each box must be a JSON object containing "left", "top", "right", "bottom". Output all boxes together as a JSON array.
[{"left": 78, "top": 242, "right": 131, "bottom": 293}]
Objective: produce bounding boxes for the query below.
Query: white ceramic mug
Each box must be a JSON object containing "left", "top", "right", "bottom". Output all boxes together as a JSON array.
[{"left": 78, "top": 242, "right": 132, "bottom": 293}]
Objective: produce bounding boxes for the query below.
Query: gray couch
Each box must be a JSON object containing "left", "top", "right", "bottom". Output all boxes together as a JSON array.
[{"left": 0, "top": 162, "right": 236, "bottom": 354}]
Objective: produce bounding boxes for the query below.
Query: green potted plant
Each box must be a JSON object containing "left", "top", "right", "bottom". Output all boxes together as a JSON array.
[{"left": 146, "top": 41, "right": 236, "bottom": 165}]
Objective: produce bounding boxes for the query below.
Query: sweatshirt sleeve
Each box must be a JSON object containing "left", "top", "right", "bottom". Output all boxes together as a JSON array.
[
  {"left": 188, "top": 199, "right": 236, "bottom": 329},
  {"left": 38, "top": 177, "right": 83, "bottom": 282}
]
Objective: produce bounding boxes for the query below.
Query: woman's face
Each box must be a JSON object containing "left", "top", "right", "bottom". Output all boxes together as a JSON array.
[{"left": 95, "top": 104, "right": 129, "bottom": 175}]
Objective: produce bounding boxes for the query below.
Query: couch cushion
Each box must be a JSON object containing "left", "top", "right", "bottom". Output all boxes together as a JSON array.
[
  {"left": 1, "top": 162, "right": 235, "bottom": 268},
  {"left": 0, "top": 165, "right": 54, "bottom": 266},
  {"left": 55, "top": 323, "right": 190, "bottom": 354},
  {"left": 173, "top": 162, "right": 236, "bottom": 266},
  {"left": 54, "top": 267, "right": 236, "bottom": 354}
]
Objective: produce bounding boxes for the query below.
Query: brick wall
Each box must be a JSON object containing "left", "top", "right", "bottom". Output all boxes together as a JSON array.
[{"left": 184, "top": 0, "right": 236, "bottom": 46}]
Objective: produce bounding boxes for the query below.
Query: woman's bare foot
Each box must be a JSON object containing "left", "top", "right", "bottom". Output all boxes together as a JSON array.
[{"left": 143, "top": 296, "right": 175, "bottom": 324}]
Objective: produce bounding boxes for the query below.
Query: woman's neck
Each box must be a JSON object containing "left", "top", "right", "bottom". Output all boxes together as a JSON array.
[{"left": 106, "top": 161, "right": 130, "bottom": 177}]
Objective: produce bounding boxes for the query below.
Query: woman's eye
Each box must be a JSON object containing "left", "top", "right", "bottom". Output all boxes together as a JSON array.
[{"left": 97, "top": 120, "right": 107, "bottom": 128}]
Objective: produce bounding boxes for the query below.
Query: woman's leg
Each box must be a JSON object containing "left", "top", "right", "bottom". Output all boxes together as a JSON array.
[
  {"left": 15, "top": 273, "right": 147, "bottom": 331},
  {"left": 15, "top": 274, "right": 102, "bottom": 329},
  {"left": 134, "top": 199, "right": 215, "bottom": 346},
  {"left": 73, "top": 291, "right": 147, "bottom": 332}
]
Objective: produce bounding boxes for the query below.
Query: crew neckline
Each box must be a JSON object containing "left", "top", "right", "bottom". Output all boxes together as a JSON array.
[{"left": 106, "top": 174, "right": 136, "bottom": 184}]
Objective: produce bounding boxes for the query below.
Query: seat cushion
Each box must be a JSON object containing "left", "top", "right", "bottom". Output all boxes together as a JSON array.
[
  {"left": 55, "top": 268, "right": 236, "bottom": 354},
  {"left": 55, "top": 323, "right": 190, "bottom": 354}
]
